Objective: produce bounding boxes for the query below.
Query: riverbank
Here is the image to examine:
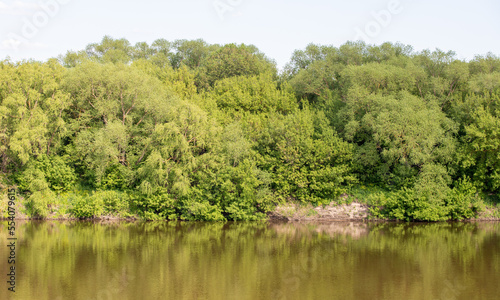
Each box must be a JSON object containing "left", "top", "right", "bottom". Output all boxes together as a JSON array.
[
  {"left": 268, "top": 201, "right": 500, "bottom": 221},
  {"left": 269, "top": 201, "right": 372, "bottom": 221},
  {"left": 2, "top": 198, "right": 499, "bottom": 221}
]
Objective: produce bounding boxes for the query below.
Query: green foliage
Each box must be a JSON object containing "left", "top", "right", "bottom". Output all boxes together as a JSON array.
[
  {"left": 179, "top": 198, "right": 225, "bottom": 221},
  {"left": 197, "top": 44, "right": 276, "bottom": 88},
  {"left": 370, "top": 188, "right": 449, "bottom": 222},
  {"left": 131, "top": 191, "right": 178, "bottom": 220},
  {"left": 205, "top": 160, "right": 271, "bottom": 221},
  {"left": 463, "top": 105, "right": 500, "bottom": 192},
  {"left": 340, "top": 62, "right": 424, "bottom": 95},
  {"left": 446, "top": 178, "right": 483, "bottom": 220},
  {"left": 210, "top": 73, "right": 298, "bottom": 115},
  {"left": 288, "top": 59, "right": 339, "bottom": 101},
  {"left": 69, "top": 193, "right": 104, "bottom": 218},
  {"left": 85, "top": 35, "right": 133, "bottom": 64},
  {"left": 257, "top": 108, "right": 355, "bottom": 205},
  {"left": 337, "top": 90, "right": 457, "bottom": 187},
  {"left": 347, "top": 184, "right": 389, "bottom": 205},
  {"left": 1, "top": 39, "right": 499, "bottom": 221},
  {"left": 369, "top": 177, "right": 483, "bottom": 221},
  {"left": 17, "top": 165, "right": 49, "bottom": 193},
  {"left": 94, "top": 190, "right": 132, "bottom": 216},
  {"left": 24, "top": 190, "right": 57, "bottom": 218},
  {"left": 18, "top": 155, "right": 76, "bottom": 193},
  {"left": 100, "top": 163, "right": 134, "bottom": 190},
  {"left": 0, "top": 59, "right": 70, "bottom": 168}
]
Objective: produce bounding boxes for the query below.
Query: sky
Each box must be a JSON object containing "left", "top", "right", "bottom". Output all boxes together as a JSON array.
[{"left": 0, "top": 0, "right": 499, "bottom": 69}]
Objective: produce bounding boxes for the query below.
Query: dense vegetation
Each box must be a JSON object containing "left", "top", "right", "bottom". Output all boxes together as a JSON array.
[{"left": 1, "top": 37, "right": 499, "bottom": 221}]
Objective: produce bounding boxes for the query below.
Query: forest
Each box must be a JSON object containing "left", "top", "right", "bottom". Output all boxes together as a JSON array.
[{"left": 0, "top": 36, "right": 499, "bottom": 221}]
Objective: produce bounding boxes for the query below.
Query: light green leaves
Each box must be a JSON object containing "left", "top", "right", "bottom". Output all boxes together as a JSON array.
[{"left": 0, "top": 59, "right": 71, "bottom": 166}]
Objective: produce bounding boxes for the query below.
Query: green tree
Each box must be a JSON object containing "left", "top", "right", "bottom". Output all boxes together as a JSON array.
[
  {"left": 170, "top": 39, "right": 218, "bottom": 69},
  {"left": 210, "top": 73, "right": 297, "bottom": 117},
  {"left": 336, "top": 90, "right": 457, "bottom": 187},
  {"left": 85, "top": 36, "right": 133, "bottom": 64},
  {"left": 256, "top": 108, "right": 355, "bottom": 204},
  {"left": 197, "top": 44, "right": 276, "bottom": 89},
  {"left": 0, "top": 59, "right": 71, "bottom": 169},
  {"left": 62, "top": 61, "right": 176, "bottom": 186}
]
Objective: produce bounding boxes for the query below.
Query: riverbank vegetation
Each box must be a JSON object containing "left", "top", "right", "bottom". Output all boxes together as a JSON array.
[{"left": 1, "top": 37, "right": 499, "bottom": 221}]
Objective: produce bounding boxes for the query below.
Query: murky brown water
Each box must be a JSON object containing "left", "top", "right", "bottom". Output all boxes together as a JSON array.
[{"left": 0, "top": 221, "right": 499, "bottom": 300}]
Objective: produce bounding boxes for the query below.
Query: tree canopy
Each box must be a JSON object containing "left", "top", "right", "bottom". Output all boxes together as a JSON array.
[{"left": 1, "top": 38, "right": 499, "bottom": 221}]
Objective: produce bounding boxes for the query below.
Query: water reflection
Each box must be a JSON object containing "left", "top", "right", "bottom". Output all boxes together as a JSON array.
[{"left": 0, "top": 221, "right": 499, "bottom": 300}]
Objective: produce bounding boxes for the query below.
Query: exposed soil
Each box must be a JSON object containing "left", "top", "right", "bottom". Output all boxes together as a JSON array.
[
  {"left": 476, "top": 205, "right": 500, "bottom": 221},
  {"left": 269, "top": 201, "right": 373, "bottom": 221},
  {"left": 269, "top": 201, "right": 500, "bottom": 222}
]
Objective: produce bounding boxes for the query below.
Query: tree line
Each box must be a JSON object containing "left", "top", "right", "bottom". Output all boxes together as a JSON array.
[{"left": 1, "top": 36, "right": 499, "bottom": 221}]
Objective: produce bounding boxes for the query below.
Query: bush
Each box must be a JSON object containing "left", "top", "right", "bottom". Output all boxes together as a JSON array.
[
  {"left": 446, "top": 178, "right": 483, "bottom": 220},
  {"left": 369, "top": 178, "right": 485, "bottom": 221},
  {"left": 24, "top": 190, "right": 57, "bottom": 218},
  {"left": 93, "top": 190, "right": 132, "bottom": 217},
  {"left": 225, "top": 201, "right": 266, "bottom": 221},
  {"left": 18, "top": 155, "right": 76, "bottom": 193},
  {"left": 216, "top": 161, "right": 271, "bottom": 220},
  {"left": 370, "top": 188, "right": 449, "bottom": 221},
  {"left": 184, "top": 158, "right": 273, "bottom": 221},
  {"left": 180, "top": 199, "right": 225, "bottom": 221},
  {"left": 131, "top": 191, "right": 178, "bottom": 220},
  {"left": 257, "top": 109, "right": 355, "bottom": 206},
  {"left": 100, "top": 164, "right": 134, "bottom": 190},
  {"left": 70, "top": 193, "right": 103, "bottom": 218}
]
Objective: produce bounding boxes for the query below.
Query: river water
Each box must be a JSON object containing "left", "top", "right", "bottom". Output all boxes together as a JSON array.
[{"left": 0, "top": 221, "right": 499, "bottom": 300}]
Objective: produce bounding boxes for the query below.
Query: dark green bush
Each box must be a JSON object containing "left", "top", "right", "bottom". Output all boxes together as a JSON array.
[
  {"left": 18, "top": 155, "right": 76, "bottom": 192},
  {"left": 446, "top": 178, "right": 483, "bottom": 220},
  {"left": 369, "top": 187, "right": 448, "bottom": 222},
  {"left": 370, "top": 179, "right": 485, "bottom": 221},
  {"left": 100, "top": 164, "right": 134, "bottom": 190},
  {"left": 131, "top": 191, "right": 178, "bottom": 220},
  {"left": 95, "top": 190, "right": 132, "bottom": 217},
  {"left": 24, "top": 190, "right": 57, "bottom": 218},
  {"left": 180, "top": 198, "right": 225, "bottom": 221},
  {"left": 256, "top": 109, "right": 355, "bottom": 206},
  {"left": 70, "top": 193, "right": 103, "bottom": 218}
]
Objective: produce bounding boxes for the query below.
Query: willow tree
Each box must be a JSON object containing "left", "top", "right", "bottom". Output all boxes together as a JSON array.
[
  {"left": 254, "top": 107, "right": 355, "bottom": 204},
  {"left": 196, "top": 44, "right": 276, "bottom": 89},
  {"left": 85, "top": 35, "right": 133, "bottom": 64},
  {"left": 62, "top": 61, "right": 176, "bottom": 186},
  {"left": 209, "top": 73, "right": 297, "bottom": 118},
  {"left": 0, "top": 59, "right": 71, "bottom": 171},
  {"left": 336, "top": 88, "right": 457, "bottom": 187}
]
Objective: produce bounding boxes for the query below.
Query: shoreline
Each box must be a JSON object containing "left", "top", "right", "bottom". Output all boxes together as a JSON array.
[{"left": 2, "top": 201, "right": 499, "bottom": 222}]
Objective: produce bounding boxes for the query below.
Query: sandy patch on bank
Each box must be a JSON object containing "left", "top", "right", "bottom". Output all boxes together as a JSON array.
[{"left": 269, "top": 201, "right": 371, "bottom": 221}]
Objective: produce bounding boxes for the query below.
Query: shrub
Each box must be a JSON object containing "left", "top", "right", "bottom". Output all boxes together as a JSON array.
[
  {"left": 446, "top": 178, "right": 483, "bottom": 220},
  {"left": 185, "top": 158, "right": 273, "bottom": 221},
  {"left": 180, "top": 199, "right": 225, "bottom": 221},
  {"left": 18, "top": 155, "right": 76, "bottom": 193},
  {"left": 100, "top": 164, "right": 134, "bottom": 190},
  {"left": 370, "top": 187, "right": 449, "bottom": 222},
  {"left": 93, "top": 190, "right": 131, "bottom": 217},
  {"left": 70, "top": 193, "right": 103, "bottom": 218},
  {"left": 257, "top": 109, "right": 355, "bottom": 206},
  {"left": 131, "top": 191, "right": 178, "bottom": 220},
  {"left": 24, "top": 190, "right": 57, "bottom": 218}
]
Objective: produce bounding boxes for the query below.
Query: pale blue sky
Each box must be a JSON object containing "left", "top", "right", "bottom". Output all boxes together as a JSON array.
[{"left": 1, "top": 0, "right": 499, "bottom": 69}]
